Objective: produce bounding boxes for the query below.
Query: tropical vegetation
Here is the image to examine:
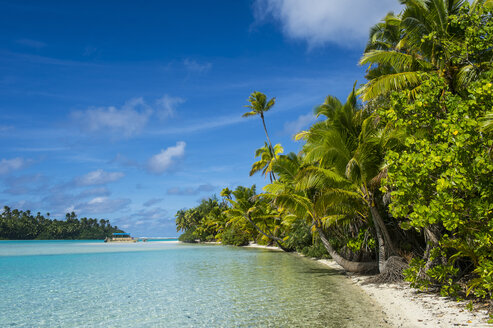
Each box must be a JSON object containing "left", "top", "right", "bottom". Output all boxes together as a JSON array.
[
  {"left": 176, "top": 0, "right": 492, "bottom": 313},
  {"left": 0, "top": 206, "right": 123, "bottom": 240}
]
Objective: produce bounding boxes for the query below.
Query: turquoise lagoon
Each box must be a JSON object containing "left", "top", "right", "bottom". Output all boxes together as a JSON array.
[{"left": 0, "top": 241, "right": 389, "bottom": 327}]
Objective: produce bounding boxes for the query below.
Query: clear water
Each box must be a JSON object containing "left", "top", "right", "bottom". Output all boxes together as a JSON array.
[{"left": 0, "top": 241, "right": 390, "bottom": 327}]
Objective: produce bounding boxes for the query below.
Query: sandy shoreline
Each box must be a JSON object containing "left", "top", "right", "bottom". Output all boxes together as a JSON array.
[{"left": 246, "top": 243, "right": 492, "bottom": 327}]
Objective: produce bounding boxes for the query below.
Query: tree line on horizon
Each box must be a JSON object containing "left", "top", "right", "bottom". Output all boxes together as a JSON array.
[
  {"left": 176, "top": 0, "right": 493, "bottom": 310},
  {"left": 0, "top": 206, "right": 123, "bottom": 240}
]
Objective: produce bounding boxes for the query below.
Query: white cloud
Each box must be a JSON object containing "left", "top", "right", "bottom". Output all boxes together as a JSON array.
[
  {"left": 150, "top": 114, "right": 245, "bottom": 135},
  {"left": 147, "top": 141, "right": 186, "bottom": 174},
  {"left": 77, "top": 197, "right": 131, "bottom": 214},
  {"left": 72, "top": 97, "right": 153, "bottom": 137},
  {"left": 116, "top": 207, "right": 171, "bottom": 232},
  {"left": 253, "top": 0, "right": 402, "bottom": 47},
  {"left": 167, "top": 183, "right": 215, "bottom": 196},
  {"left": 39, "top": 182, "right": 115, "bottom": 217},
  {"left": 72, "top": 95, "right": 184, "bottom": 137},
  {"left": 75, "top": 169, "right": 124, "bottom": 186},
  {"left": 64, "top": 205, "right": 76, "bottom": 214},
  {"left": 8, "top": 199, "right": 42, "bottom": 211},
  {"left": 0, "top": 157, "right": 29, "bottom": 175},
  {"left": 134, "top": 207, "right": 168, "bottom": 220},
  {"left": 183, "top": 58, "right": 212, "bottom": 73},
  {"left": 283, "top": 112, "right": 316, "bottom": 135},
  {"left": 3, "top": 174, "right": 46, "bottom": 195},
  {"left": 156, "top": 94, "right": 185, "bottom": 120},
  {"left": 77, "top": 187, "right": 110, "bottom": 198}
]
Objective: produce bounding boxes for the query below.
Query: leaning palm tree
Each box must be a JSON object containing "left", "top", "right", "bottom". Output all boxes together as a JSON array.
[
  {"left": 296, "top": 88, "right": 403, "bottom": 272},
  {"left": 264, "top": 153, "right": 378, "bottom": 272}
]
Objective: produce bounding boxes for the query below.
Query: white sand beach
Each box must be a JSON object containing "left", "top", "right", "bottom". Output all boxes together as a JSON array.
[
  {"left": 244, "top": 243, "right": 283, "bottom": 251},
  {"left": 319, "top": 259, "right": 492, "bottom": 328}
]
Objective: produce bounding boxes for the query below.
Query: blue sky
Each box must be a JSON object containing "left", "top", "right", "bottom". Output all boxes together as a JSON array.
[{"left": 0, "top": 0, "right": 402, "bottom": 236}]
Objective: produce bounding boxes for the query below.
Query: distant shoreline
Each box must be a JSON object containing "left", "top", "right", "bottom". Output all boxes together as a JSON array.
[{"left": 0, "top": 237, "right": 179, "bottom": 241}]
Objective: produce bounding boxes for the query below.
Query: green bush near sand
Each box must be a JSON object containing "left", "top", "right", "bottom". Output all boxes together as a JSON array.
[{"left": 220, "top": 228, "right": 250, "bottom": 246}]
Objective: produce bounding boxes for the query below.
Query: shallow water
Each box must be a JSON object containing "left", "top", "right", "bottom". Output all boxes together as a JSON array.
[{"left": 0, "top": 241, "right": 389, "bottom": 327}]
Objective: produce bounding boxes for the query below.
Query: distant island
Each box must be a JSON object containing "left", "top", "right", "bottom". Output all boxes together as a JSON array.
[{"left": 0, "top": 206, "right": 124, "bottom": 240}]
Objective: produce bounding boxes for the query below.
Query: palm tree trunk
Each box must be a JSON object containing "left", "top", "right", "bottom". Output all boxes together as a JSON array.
[
  {"left": 245, "top": 214, "right": 287, "bottom": 247},
  {"left": 418, "top": 225, "right": 443, "bottom": 279},
  {"left": 260, "top": 113, "right": 273, "bottom": 151},
  {"left": 369, "top": 206, "right": 390, "bottom": 272},
  {"left": 263, "top": 219, "right": 292, "bottom": 252},
  {"left": 260, "top": 113, "right": 277, "bottom": 181},
  {"left": 274, "top": 240, "right": 291, "bottom": 252},
  {"left": 366, "top": 193, "right": 396, "bottom": 272},
  {"left": 315, "top": 224, "right": 378, "bottom": 273}
]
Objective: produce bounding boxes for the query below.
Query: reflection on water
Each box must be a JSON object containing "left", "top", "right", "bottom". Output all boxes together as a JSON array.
[{"left": 0, "top": 242, "right": 389, "bottom": 327}]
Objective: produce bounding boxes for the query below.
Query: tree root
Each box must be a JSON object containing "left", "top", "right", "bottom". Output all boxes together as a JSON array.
[{"left": 366, "top": 256, "right": 409, "bottom": 284}]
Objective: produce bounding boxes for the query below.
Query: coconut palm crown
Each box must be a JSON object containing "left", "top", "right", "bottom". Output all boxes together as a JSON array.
[{"left": 358, "top": 0, "right": 493, "bottom": 101}]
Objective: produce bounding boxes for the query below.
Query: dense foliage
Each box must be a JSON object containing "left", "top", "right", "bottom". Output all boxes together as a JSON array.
[
  {"left": 176, "top": 0, "right": 492, "bottom": 313},
  {"left": 0, "top": 206, "right": 123, "bottom": 240},
  {"left": 382, "top": 74, "right": 493, "bottom": 299}
]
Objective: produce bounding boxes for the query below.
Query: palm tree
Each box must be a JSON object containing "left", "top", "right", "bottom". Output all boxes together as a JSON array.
[
  {"left": 250, "top": 142, "right": 283, "bottom": 182},
  {"left": 193, "top": 198, "right": 227, "bottom": 241},
  {"left": 224, "top": 185, "right": 290, "bottom": 251},
  {"left": 243, "top": 91, "right": 277, "bottom": 155},
  {"left": 175, "top": 208, "right": 200, "bottom": 233},
  {"left": 296, "top": 88, "right": 403, "bottom": 272},
  {"left": 264, "top": 152, "right": 379, "bottom": 272},
  {"left": 359, "top": 0, "right": 492, "bottom": 101},
  {"left": 220, "top": 187, "right": 232, "bottom": 200}
]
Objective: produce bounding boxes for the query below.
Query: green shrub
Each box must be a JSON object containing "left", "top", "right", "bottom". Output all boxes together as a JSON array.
[
  {"left": 178, "top": 229, "right": 197, "bottom": 243},
  {"left": 221, "top": 228, "right": 250, "bottom": 246},
  {"left": 300, "top": 240, "right": 329, "bottom": 259},
  {"left": 284, "top": 219, "right": 312, "bottom": 252}
]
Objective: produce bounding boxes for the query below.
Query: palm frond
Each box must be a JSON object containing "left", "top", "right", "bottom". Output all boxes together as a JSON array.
[
  {"left": 315, "top": 96, "right": 342, "bottom": 118},
  {"left": 295, "top": 166, "right": 351, "bottom": 191},
  {"left": 480, "top": 111, "right": 493, "bottom": 134},
  {"left": 359, "top": 71, "right": 424, "bottom": 101},
  {"left": 455, "top": 64, "right": 483, "bottom": 91},
  {"left": 320, "top": 215, "right": 348, "bottom": 229},
  {"left": 294, "top": 130, "right": 309, "bottom": 141},
  {"left": 242, "top": 111, "right": 257, "bottom": 118},
  {"left": 360, "top": 50, "right": 432, "bottom": 72}
]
